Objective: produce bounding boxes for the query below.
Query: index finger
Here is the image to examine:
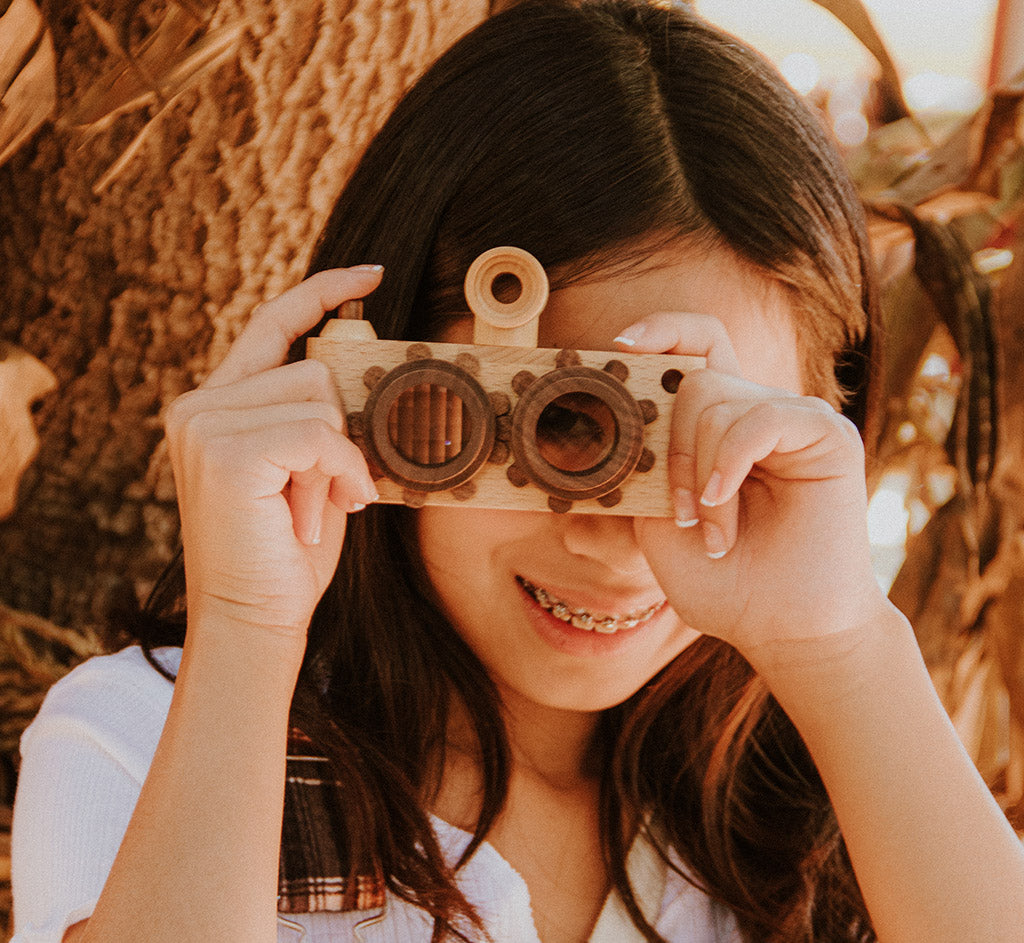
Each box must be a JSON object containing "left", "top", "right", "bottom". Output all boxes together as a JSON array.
[
  {"left": 203, "top": 266, "right": 384, "bottom": 389},
  {"left": 613, "top": 311, "right": 743, "bottom": 377}
]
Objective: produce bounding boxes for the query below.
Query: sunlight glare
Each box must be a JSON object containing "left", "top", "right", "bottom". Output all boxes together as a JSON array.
[
  {"left": 868, "top": 480, "right": 910, "bottom": 547},
  {"left": 904, "top": 72, "right": 985, "bottom": 114},
  {"left": 833, "top": 110, "right": 869, "bottom": 148},
  {"left": 780, "top": 52, "right": 821, "bottom": 94}
]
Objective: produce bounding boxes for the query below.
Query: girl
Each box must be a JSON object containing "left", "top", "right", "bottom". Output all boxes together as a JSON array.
[{"left": 12, "top": 2, "right": 1024, "bottom": 941}]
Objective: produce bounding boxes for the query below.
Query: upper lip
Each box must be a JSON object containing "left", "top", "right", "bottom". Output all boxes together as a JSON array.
[{"left": 516, "top": 575, "right": 666, "bottom": 618}]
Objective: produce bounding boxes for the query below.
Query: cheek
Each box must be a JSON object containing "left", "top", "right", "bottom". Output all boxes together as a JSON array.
[
  {"left": 416, "top": 508, "right": 466, "bottom": 584},
  {"left": 416, "top": 507, "right": 550, "bottom": 620},
  {"left": 416, "top": 508, "right": 503, "bottom": 593},
  {"left": 415, "top": 509, "right": 515, "bottom": 657}
]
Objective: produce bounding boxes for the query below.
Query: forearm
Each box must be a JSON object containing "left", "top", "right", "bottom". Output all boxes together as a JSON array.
[
  {"left": 754, "top": 607, "right": 1024, "bottom": 943},
  {"left": 80, "top": 621, "right": 303, "bottom": 943}
]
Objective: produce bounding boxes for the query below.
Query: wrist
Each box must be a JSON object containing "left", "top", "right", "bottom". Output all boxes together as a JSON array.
[
  {"left": 183, "top": 606, "right": 307, "bottom": 698},
  {"left": 744, "top": 600, "right": 920, "bottom": 716}
]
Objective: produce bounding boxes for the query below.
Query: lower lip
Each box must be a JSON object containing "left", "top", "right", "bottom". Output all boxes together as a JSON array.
[{"left": 516, "top": 580, "right": 668, "bottom": 657}]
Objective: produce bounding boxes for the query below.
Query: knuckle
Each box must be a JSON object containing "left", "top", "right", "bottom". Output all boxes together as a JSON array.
[
  {"left": 837, "top": 414, "right": 866, "bottom": 450},
  {"left": 298, "top": 357, "right": 337, "bottom": 397},
  {"left": 309, "top": 400, "right": 344, "bottom": 432},
  {"left": 696, "top": 400, "right": 733, "bottom": 438},
  {"left": 677, "top": 367, "right": 709, "bottom": 395},
  {"left": 307, "top": 269, "right": 338, "bottom": 291},
  {"left": 248, "top": 298, "right": 286, "bottom": 336},
  {"left": 674, "top": 370, "right": 711, "bottom": 419},
  {"left": 837, "top": 412, "right": 861, "bottom": 437},
  {"left": 163, "top": 389, "right": 200, "bottom": 434},
  {"left": 804, "top": 394, "right": 837, "bottom": 413},
  {"left": 178, "top": 408, "right": 217, "bottom": 448},
  {"left": 748, "top": 399, "right": 783, "bottom": 426},
  {"left": 177, "top": 420, "right": 233, "bottom": 482},
  {"left": 701, "top": 312, "right": 730, "bottom": 338},
  {"left": 303, "top": 414, "right": 342, "bottom": 448}
]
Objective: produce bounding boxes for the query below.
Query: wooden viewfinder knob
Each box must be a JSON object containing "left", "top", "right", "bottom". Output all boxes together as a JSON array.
[{"left": 466, "top": 246, "right": 548, "bottom": 347}]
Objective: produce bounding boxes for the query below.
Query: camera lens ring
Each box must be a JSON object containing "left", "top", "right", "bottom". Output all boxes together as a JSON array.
[
  {"left": 510, "top": 366, "right": 644, "bottom": 501},
  {"left": 364, "top": 359, "right": 496, "bottom": 492}
]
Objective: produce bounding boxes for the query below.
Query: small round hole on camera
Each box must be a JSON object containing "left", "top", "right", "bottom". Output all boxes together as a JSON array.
[
  {"left": 388, "top": 383, "right": 470, "bottom": 466},
  {"left": 490, "top": 271, "right": 523, "bottom": 304},
  {"left": 535, "top": 392, "right": 617, "bottom": 474},
  {"left": 661, "top": 369, "right": 683, "bottom": 394}
]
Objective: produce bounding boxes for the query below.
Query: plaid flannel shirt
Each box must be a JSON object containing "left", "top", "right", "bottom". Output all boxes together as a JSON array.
[{"left": 278, "top": 728, "right": 386, "bottom": 914}]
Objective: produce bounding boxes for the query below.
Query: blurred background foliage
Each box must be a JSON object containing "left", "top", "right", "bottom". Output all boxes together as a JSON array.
[{"left": 2, "top": 0, "right": 1024, "bottom": 934}]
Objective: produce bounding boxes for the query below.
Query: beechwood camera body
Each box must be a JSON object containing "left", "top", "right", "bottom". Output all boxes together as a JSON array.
[{"left": 307, "top": 248, "right": 703, "bottom": 517}]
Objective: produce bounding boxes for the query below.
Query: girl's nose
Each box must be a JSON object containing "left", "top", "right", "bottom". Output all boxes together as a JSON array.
[{"left": 558, "top": 513, "right": 650, "bottom": 576}]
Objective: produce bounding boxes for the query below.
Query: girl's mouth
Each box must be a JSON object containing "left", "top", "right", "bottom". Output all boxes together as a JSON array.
[{"left": 516, "top": 577, "right": 663, "bottom": 634}]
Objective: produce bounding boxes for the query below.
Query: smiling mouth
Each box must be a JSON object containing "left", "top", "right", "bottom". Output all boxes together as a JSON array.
[{"left": 517, "top": 577, "right": 663, "bottom": 634}]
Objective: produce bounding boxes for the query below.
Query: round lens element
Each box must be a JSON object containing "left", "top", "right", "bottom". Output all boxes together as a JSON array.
[
  {"left": 387, "top": 385, "right": 469, "bottom": 466},
  {"left": 535, "top": 392, "right": 616, "bottom": 473},
  {"left": 510, "top": 366, "right": 644, "bottom": 502},
  {"left": 364, "top": 359, "right": 494, "bottom": 492}
]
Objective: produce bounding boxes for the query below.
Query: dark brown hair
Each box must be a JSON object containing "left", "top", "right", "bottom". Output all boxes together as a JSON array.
[{"left": 138, "top": 2, "right": 880, "bottom": 940}]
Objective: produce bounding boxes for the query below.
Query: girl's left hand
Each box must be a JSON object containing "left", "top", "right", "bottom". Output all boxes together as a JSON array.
[{"left": 625, "top": 313, "right": 892, "bottom": 668}]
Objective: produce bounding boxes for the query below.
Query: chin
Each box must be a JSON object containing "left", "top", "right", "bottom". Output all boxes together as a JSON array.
[{"left": 501, "top": 649, "right": 690, "bottom": 716}]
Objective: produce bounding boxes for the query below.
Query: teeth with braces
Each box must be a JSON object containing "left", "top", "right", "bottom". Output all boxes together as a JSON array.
[{"left": 518, "top": 578, "right": 661, "bottom": 634}]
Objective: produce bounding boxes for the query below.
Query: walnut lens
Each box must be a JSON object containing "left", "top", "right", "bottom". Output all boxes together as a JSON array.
[
  {"left": 535, "top": 392, "right": 617, "bottom": 474},
  {"left": 387, "top": 384, "right": 468, "bottom": 466},
  {"left": 364, "top": 359, "right": 494, "bottom": 492},
  {"left": 510, "top": 366, "right": 644, "bottom": 502}
]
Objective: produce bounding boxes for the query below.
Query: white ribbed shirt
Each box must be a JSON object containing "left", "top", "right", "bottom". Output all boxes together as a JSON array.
[{"left": 12, "top": 647, "right": 740, "bottom": 942}]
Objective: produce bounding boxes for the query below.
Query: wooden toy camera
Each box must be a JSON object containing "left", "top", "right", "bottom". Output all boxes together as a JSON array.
[{"left": 308, "top": 247, "right": 703, "bottom": 516}]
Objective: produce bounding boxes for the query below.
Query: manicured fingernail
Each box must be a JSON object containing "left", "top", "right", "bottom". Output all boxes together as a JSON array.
[
  {"left": 351, "top": 264, "right": 384, "bottom": 273},
  {"left": 673, "top": 488, "right": 699, "bottom": 528},
  {"left": 700, "top": 470, "right": 724, "bottom": 508},
  {"left": 361, "top": 483, "right": 381, "bottom": 504},
  {"left": 613, "top": 324, "right": 645, "bottom": 347},
  {"left": 349, "top": 502, "right": 366, "bottom": 513},
  {"left": 702, "top": 520, "right": 728, "bottom": 559}
]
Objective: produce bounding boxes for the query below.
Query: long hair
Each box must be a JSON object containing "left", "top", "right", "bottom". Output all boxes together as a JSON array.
[{"left": 137, "top": 2, "right": 881, "bottom": 940}]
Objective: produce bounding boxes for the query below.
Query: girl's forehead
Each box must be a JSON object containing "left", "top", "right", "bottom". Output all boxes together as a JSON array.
[{"left": 537, "top": 245, "right": 804, "bottom": 393}]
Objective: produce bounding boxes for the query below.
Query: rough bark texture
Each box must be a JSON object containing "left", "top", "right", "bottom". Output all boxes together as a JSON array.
[
  {"left": 0, "top": 0, "right": 486, "bottom": 639},
  {"left": 0, "top": 1, "right": 487, "bottom": 931}
]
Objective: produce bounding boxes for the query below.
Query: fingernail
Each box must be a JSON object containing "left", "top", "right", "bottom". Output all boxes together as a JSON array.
[
  {"left": 673, "top": 488, "right": 699, "bottom": 528},
  {"left": 349, "top": 502, "right": 366, "bottom": 513},
  {"left": 309, "top": 519, "right": 322, "bottom": 545},
  {"left": 702, "top": 520, "right": 728, "bottom": 559},
  {"left": 613, "top": 324, "right": 645, "bottom": 347},
  {"left": 361, "top": 482, "right": 381, "bottom": 504},
  {"left": 351, "top": 264, "right": 385, "bottom": 273},
  {"left": 700, "top": 470, "right": 723, "bottom": 508}
]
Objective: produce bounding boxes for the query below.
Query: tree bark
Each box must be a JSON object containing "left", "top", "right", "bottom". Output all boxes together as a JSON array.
[{"left": 0, "top": 0, "right": 487, "bottom": 643}]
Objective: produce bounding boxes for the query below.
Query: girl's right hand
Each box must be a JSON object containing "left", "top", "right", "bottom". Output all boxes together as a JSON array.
[{"left": 163, "top": 267, "right": 382, "bottom": 644}]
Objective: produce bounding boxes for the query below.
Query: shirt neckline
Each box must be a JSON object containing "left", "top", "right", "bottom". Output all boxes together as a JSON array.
[{"left": 429, "top": 814, "right": 667, "bottom": 942}]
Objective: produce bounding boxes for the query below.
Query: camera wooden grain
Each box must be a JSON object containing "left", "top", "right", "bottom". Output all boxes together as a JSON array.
[{"left": 308, "top": 318, "right": 703, "bottom": 517}]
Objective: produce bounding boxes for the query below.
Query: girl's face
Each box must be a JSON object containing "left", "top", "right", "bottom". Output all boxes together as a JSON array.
[{"left": 417, "top": 243, "right": 804, "bottom": 714}]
